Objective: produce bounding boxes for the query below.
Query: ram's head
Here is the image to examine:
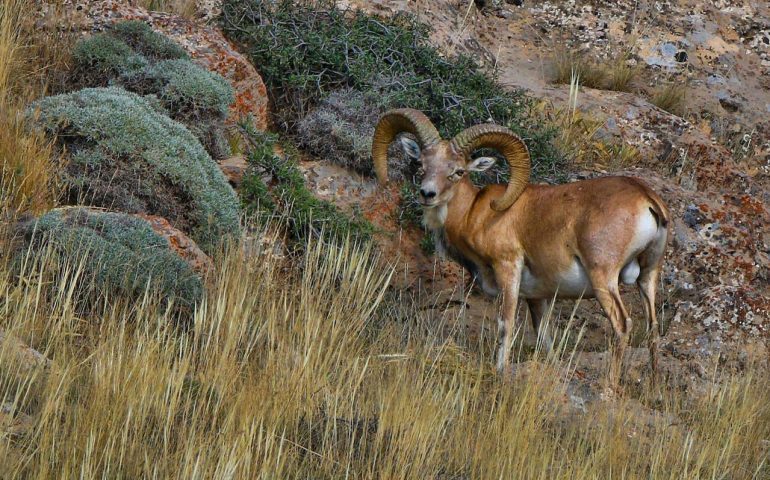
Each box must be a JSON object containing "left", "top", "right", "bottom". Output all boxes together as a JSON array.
[{"left": 371, "top": 108, "right": 531, "bottom": 211}]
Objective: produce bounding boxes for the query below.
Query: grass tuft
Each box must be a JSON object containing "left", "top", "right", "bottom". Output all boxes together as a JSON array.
[
  {"left": 552, "top": 51, "right": 640, "bottom": 93},
  {"left": 652, "top": 82, "right": 688, "bottom": 117},
  {"left": 0, "top": 0, "right": 58, "bottom": 216}
]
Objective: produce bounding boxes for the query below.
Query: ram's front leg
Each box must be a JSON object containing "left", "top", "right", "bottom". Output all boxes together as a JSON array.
[{"left": 494, "top": 259, "right": 523, "bottom": 373}]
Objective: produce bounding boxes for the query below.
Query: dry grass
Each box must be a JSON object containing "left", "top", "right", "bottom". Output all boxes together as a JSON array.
[
  {"left": 541, "top": 73, "right": 640, "bottom": 171},
  {"left": 0, "top": 228, "right": 768, "bottom": 478},
  {"left": 652, "top": 82, "right": 688, "bottom": 118},
  {"left": 552, "top": 50, "right": 640, "bottom": 93},
  {"left": 137, "top": 0, "right": 200, "bottom": 19},
  {"left": 0, "top": 0, "right": 64, "bottom": 216}
]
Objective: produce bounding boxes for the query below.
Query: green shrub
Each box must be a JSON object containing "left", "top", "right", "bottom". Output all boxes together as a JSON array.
[
  {"left": 240, "top": 127, "right": 374, "bottom": 246},
  {"left": 221, "top": 0, "right": 562, "bottom": 178},
  {"left": 28, "top": 87, "right": 240, "bottom": 253},
  {"left": 296, "top": 89, "right": 412, "bottom": 180},
  {"left": 109, "top": 20, "right": 189, "bottom": 61},
  {"left": 70, "top": 21, "right": 234, "bottom": 159},
  {"left": 133, "top": 59, "right": 233, "bottom": 117},
  {"left": 20, "top": 207, "right": 203, "bottom": 315},
  {"left": 123, "top": 59, "right": 235, "bottom": 158},
  {"left": 72, "top": 35, "right": 147, "bottom": 86}
]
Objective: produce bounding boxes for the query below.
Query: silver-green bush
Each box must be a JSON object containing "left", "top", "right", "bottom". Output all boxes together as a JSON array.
[{"left": 29, "top": 87, "right": 240, "bottom": 253}]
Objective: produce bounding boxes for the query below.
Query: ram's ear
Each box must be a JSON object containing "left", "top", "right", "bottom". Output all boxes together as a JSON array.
[
  {"left": 467, "top": 156, "right": 496, "bottom": 172},
  {"left": 400, "top": 136, "right": 421, "bottom": 161}
]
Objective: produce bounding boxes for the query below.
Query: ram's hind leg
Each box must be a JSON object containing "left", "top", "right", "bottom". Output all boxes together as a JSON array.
[
  {"left": 637, "top": 225, "right": 667, "bottom": 383},
  {"left": 637, "top": 267, "right": 660, "bottom": 382},
  {"left": 527, "top": 298, "right": 553, "bottom": 353},
  {"left": 588, "top": 270, "right": 631, "bottom": 390}
]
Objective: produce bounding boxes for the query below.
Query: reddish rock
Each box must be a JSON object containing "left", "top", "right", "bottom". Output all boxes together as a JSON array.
[{"left": 132, "top": 213, "right": 214, "bottom": 275}]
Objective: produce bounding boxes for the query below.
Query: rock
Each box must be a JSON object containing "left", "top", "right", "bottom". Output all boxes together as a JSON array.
[
  {"left": 219, "top": 155, "right": 249, "bottom": 188},
  {"left": 0, "top": 403, "right": 34, "bottom": 438},
  {"left": 682, "top": 204, "right": 704, "bottom": 229},
  {"left": 719, "top": 96, "right": 742, "bottom": 113},
  {"left": 132, "top": 213, "right": 214, "bottom": 276},
  {"left": 613, "top": 169, "right": 770, "bottom": 340},
  {"left": 0, "top": 330, "right": 51, "bottom": 373},
  {"left": 35, "top": 0, "right": 269, "bottom": 131}
]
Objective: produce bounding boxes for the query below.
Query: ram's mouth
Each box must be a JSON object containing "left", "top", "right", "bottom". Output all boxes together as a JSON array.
[{"left": 419, "top": 200, "right": 440, "bottom": 208}]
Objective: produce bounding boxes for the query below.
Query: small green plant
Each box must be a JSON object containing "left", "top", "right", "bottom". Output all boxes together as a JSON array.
[
  {"left": 240, "top": 126, "right": 374, "bottom": 246},
  {"left": 109, "top": 20, "right": 190, "bottom": 60},
  {"left": 72, "top": 34, "right": 147, "bottom": 86},
  {"left": 652, "top": 82, "right": 687, "bottom": 117},
  {"left": 18, "top": 207, "right": 203, "bottom": 314},
  {"left": 132, "top": 59, "right": 233, "bottom": 117},
  {"left": 123, "top": 58, "right": 235, "bottom": 158},
  {"left": 398, "top": 181, "right": 422, "bottom": 228},
  {"left": 28, "top": 87, "right": 240, "bottom": 252}
]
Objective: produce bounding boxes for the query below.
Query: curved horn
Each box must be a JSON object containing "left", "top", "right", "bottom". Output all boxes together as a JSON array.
[
  {"left": 372, "top": 109, "right": 441, "bottom": 184},
  {"left": 450, "top": 124, "right": 530, "bottom": 211}
]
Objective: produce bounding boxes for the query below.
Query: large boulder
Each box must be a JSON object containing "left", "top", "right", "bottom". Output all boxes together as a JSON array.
[{"left": 28, "top": 87, "right": 240, "bottom": 253}]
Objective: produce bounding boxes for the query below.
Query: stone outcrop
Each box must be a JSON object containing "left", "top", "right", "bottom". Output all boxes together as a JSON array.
[{"left": 132, "top": 213, "right": 214, "bottom": 276}]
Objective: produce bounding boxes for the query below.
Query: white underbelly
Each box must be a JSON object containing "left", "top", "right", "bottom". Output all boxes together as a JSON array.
[
  {"left": 520, "top": 257, "right": 642, "bottom": 299},
  {"left": 520, "top": 261, "right": 594, "bottom": 299}
]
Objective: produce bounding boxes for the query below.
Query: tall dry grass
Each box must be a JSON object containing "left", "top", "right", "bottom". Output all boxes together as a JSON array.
[
  {"left": 1, "top": 229, "right": 768, "bottom": 478},
  {"left": 0, "top": 0, "right": 62, "bottom": 216}
]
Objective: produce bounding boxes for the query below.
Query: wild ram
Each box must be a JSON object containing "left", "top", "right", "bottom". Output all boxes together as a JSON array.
[{"left": 372, "top": 109, "right": 670, "bottom": 385}]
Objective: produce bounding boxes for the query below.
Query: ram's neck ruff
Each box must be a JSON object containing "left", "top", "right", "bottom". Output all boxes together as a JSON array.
[{"left": 422, "top": 178, "right": 479, "bottom": 258}]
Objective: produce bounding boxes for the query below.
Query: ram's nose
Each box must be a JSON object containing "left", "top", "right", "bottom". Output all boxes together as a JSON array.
[{"left": 419, "top": 188, "right": 437, "bottom": 199}]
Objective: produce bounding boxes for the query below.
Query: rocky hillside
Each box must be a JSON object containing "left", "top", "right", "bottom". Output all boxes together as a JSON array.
[
  {"left": 241, "top": 0, "right": 770, "bottom": 379},
  {"left": 26, "top": 0, "right": 769, "bottom": 395},
  {"left": 1, "top": 0, "right": 768, "bottom": 476}
]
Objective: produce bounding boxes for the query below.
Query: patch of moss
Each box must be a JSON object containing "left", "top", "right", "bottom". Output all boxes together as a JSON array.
[
  {"left": 22, "top": 208, "right": 203, "bottom": 314},
  {"left": 240, "top": 127, "right": 374, "bottom": 246},
  {"left": 28, "top": 87, "right": 240, "bottom": 253}
]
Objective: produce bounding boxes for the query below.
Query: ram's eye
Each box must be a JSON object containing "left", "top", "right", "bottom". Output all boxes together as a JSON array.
[{"left": 449, "top": 169, "right": 465, "bottom": 181}]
